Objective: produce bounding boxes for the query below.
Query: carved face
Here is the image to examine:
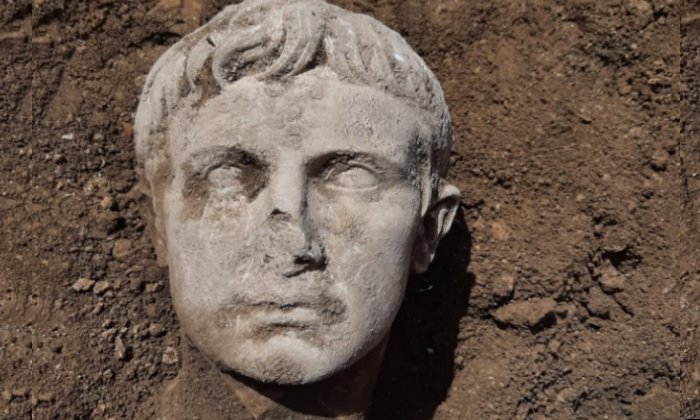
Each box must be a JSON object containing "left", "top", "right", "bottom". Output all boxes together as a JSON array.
[{"left": 160, "top": 72, "right": 453, "bottom": 384}]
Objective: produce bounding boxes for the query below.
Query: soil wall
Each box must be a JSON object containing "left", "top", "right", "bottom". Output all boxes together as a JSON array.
[{"left": 681, "top": 1, "right": 700, "bottom": 417}]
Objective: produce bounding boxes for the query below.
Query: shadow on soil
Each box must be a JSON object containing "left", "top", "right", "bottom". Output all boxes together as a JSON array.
[{"left": 371, "top": 208, "right": 474, "bottom": 419}]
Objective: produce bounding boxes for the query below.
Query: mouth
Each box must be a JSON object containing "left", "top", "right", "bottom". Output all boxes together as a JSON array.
[
  {"left": 215, "top": 293, "right": 347, "bottom": 332},
  {"left": 254, "top": 306, "right": 319, "bottom": 328}
]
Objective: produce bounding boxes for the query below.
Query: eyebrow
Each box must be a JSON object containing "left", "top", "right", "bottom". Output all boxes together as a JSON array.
[
  {"left": 306, "top": 150, "right": 409, "bottom": 178},
  {"left": 184, "top": 146, "right": 268, "bottom": 176}
]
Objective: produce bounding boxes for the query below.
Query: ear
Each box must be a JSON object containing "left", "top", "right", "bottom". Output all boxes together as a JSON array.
[
  {"left": 411, "top": 182, "right": 461, "bottom": 274},
  {"left": 136, "top": 175, "right": 169, "bottom": 267}
]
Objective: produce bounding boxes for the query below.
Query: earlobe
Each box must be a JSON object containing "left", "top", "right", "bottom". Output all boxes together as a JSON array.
[{"left": 411, "top": 183, "right": 460, "bottom": 274}]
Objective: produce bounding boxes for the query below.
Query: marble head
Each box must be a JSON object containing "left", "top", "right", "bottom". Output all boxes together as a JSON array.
[{"left": 134, "top": 0, "right": 459, "bottom": 385}]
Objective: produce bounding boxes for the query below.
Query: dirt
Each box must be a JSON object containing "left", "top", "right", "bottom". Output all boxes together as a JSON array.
[
  {"left": 1, "top": 0, "right": 690, "bottom": 419},
  {"left": 681, "top": 1, "right": 700, "bottom": 417}
]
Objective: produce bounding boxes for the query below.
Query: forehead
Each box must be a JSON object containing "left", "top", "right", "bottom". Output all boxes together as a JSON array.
[{"left": 170, "top": 72, "right": 427, "bottom": 163}]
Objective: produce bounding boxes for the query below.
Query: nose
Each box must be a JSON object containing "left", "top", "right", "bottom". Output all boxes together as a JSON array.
[
  {"left": 266, "top": 161, "right": 326, "bottom": 275},
  {"left": 268, "top": 158, "right": 305, "bottom": 223}
]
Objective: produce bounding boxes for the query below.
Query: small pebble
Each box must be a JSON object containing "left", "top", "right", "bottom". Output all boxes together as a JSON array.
[
  {"left": 492, "top": 298, "right": 557, "bottom": 329},
  {"left": 586, "top": 286, "right": 616, "bottom": 319},
  {"left": 162, "top": 347, "right": 179, "bottom": 365},
  {"left": 148, "top": 323, "right": 165, "bottom": 337},
  {"left": 93, "top": 281, "right": 112, "bottom": 295},
  {"left": 493, "top": 273, "right": 515, "bottom": 299},
  {"left": 12, "top": 387, "right": 28, "bottom": 398},
  {"left": 100, "top": 196, "right": 114, "bottom": 210},
  {"left": 547, "top": 339, "right": 561, "bottom": 355},
  {"left": 115, "top": 336, "right": 128, "bottom": 360},
  {"left": 92, "top": 280, "right": 112, "bottom": 295},
  {"left": 650, "top": 150, "right": 669, "bottom": 171},
  {"left": 72, "top": 277, "right": 95, "bottom": 292},
  {"left": 112, "top": 239, "right": 132, "bottom": 260},
  {"left": 146, "top": 282, "right": 164, "bottom": 293},
  {"left": 599, "top": 263, "right": 626, "bottom": 293},
  {"left": 37, "top": 392, "right": 54, "bottom": 402},
  {"left": 101, "top": 328, "right": 117, "bottom": 341}
]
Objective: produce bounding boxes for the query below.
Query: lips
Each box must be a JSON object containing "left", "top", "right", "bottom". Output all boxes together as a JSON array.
[
  {"left": 215, "top": 292, "right": 348, "bottom": 331},
  {"left": 253, "top": 306, "right": 319, "bottom": 328}
]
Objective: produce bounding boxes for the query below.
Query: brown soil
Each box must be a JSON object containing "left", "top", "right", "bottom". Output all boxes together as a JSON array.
[
  {"left": 2, "top": 0, "right": 689, "bottom": 419},
  {"left": 681, "top": 1, "right": 700, "bottom": 417}
]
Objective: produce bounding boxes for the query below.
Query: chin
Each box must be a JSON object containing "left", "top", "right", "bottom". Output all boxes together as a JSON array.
[{"left": 215, "top": 334, "right": 354, "bottom": 385}]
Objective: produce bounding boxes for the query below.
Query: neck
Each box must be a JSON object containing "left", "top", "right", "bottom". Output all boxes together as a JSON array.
[{"left": 158, "top": 335, "right": 387, "bottom": 419}]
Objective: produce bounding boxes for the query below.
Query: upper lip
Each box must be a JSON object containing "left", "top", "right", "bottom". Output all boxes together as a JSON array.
[
  {"left": 223, "top": 295, "right": 315, "bottom": 310},
  {"left": 247, "top": 300, "right": 312, "bottom": 310}
]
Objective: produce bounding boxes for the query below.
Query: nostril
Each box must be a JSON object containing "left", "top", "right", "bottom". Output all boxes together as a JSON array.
[
  {"left": 269, "top": 207, "right": 291, "bottom": 222},
  {"left": 293, "top": 242, "right": 326, "bottom": 266},
  {"left": 285, "top": 243, "right": 326, "bottom": 278},
  {"left": 293, "top": 253, "right": 316, "bottom": 265}
]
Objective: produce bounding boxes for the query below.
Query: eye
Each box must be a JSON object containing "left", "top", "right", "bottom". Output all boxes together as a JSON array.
[
  {"left": 208, "top": 165, "right": 245, "bottom": 193},
  {"left": 325, "top": 165, "right": 379, "bottom": 191}
]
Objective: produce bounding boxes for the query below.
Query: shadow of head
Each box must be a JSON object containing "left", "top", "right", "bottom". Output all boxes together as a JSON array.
[{"left": 371, "top": 207, "right": 474, "bottom": 420}]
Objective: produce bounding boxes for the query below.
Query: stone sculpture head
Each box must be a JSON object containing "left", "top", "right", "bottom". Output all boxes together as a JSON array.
[{"left": 134, "top": 0, "right": 459, "bottom": 386}]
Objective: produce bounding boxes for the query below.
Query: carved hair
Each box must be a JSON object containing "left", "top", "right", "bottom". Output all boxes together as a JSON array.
[{"left": 135, "top": 0, "right": 452, "bottom": 200}]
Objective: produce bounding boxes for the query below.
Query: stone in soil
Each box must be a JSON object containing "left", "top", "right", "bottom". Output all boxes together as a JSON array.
[
  {"left": 162, "top": 346, "right": 179, "bottom": 365},
  {"left": 71, "top": 277, "right": 95, "bottom": 292},
  {"left": 112, "top": 239, "right": 132, "bottom": 260},
  {"left": 11, "top": 387, "right": 28, "bottom": 398},
  {"left": 586, "top": 286, "right": 616, "bottom": 319},
  {"left": 148, "top": 323, "right": 165, "bottom": 337},
  {"left": 493, "top": 273, "right": 515, "bottom": 299},
  {"left": 93, "top": 280, "right": 112, "bottom": 295},
  {"left": 492, "top": 297, "right": 557, "bottom": 329},
  {"left": 100, "top": 195, "right": 114, "bottom": 210},
  {"left": 115, "top": 336, "right": 128, "bottom": 360},
  {"left": 599, "top": 263, "right": 626, "bottom": 293}
]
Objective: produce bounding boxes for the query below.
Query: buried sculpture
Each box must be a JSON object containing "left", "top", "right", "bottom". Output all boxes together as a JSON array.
[{"left": 134, "top": 0, "right": 460, "bottom": 418}]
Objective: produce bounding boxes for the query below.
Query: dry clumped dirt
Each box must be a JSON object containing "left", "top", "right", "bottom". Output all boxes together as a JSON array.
[{"left": 1, "top": 0, "right": 690, "bottom": 419}]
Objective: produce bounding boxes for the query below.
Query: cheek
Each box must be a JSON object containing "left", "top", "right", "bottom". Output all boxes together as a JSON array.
[
  {"left": 309, "top": 188, "right": 420, "bottom": 338},
  {"left": 310, "top": 187, "right": 421, "bottom": 246},
  {"left": 309, "top": 186, "right": 421, "bottom": 295},
  {"left": 162, "top": 184, "right": 260, "bottom": 301}
]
